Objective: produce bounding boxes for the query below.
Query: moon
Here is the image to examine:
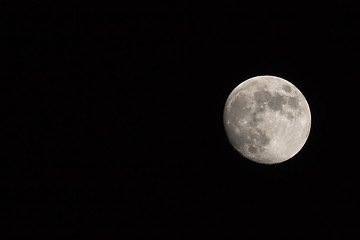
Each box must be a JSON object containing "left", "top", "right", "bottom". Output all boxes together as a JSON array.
[{"left": 223, "top": 75, "right": 311, "bottom": 164}]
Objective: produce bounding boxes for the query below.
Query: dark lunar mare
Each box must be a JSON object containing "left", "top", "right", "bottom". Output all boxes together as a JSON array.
[
  {"left": 268, "top": 93, "right": 287, "bottom": 111},
  {"left": 254, "top": 90, "right": 271, "bottom": 105},
  {"left": 282, "top": 84, "right": 292, "bottom": 93},
  {"left": 254, "top": 89, "right": 288, "bottom": 112},
  {"left": 287, "top": 96, "right": 299, "bottom": 109},
  {"left": 253, "top": 89, "right": 302, "bottom": 120}
]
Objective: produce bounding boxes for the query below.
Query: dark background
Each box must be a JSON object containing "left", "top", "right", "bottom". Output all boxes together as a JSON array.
[{"left": 3, "top": 4, "right": 359, "bottom": 239}]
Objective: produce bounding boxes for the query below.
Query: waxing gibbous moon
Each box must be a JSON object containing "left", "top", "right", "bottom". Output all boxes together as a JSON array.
[{"left": 223, "top": 75, "right": 311, "bottom": 164}]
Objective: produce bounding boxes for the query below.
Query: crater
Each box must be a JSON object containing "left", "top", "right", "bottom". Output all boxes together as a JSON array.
[{"left": 282, "top": 84, "right": 292, "bottom": 93}]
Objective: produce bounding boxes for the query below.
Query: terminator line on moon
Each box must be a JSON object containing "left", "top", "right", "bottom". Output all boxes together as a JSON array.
[{"left": 223, "top": 75, "right": 311, "bottom": 164}]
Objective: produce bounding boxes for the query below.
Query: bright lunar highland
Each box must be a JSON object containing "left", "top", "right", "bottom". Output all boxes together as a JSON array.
[{"left": 223, "top": 76, "right": 311, "bottom": 164}]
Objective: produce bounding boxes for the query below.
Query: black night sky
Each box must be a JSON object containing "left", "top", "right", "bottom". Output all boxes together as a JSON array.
[{"left": 4, "top": 4, "right": 359, "bottom": 239}]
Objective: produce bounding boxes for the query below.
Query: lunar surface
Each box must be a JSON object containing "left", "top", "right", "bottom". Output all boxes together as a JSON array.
[{"left": 223, "top": 75, "right": 311, "bottom": 164}]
